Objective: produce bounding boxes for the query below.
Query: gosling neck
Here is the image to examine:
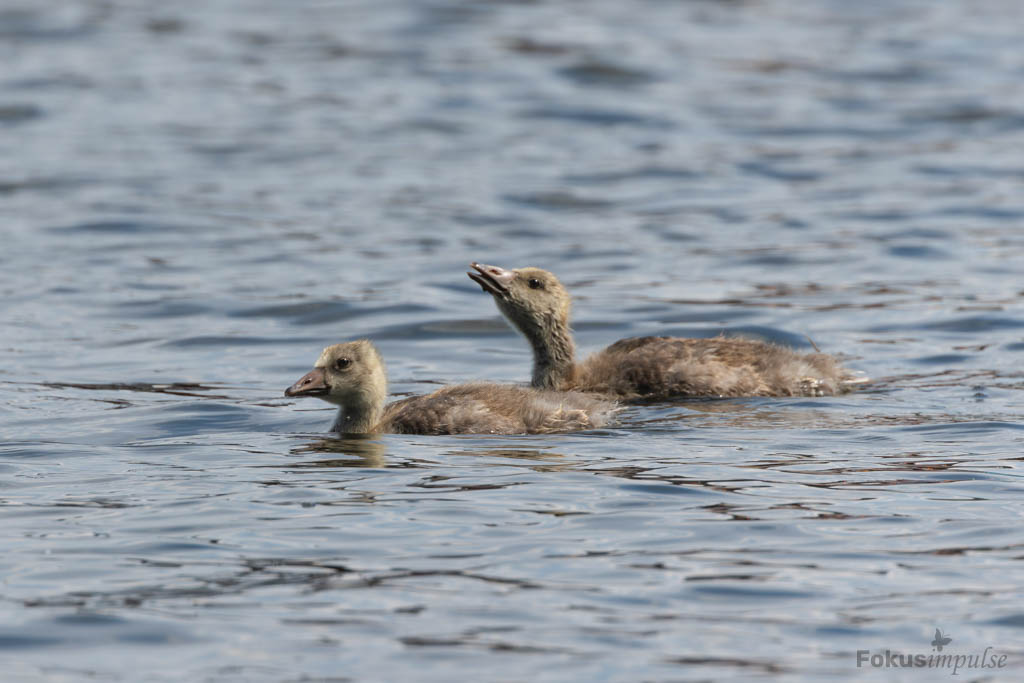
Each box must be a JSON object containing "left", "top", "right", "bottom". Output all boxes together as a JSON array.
[
  {"left": 525, "top": 314, "right": 577, "bottom": 390},
  {"left": 329, "top": 392, "right": 385, "bottom": 434}
]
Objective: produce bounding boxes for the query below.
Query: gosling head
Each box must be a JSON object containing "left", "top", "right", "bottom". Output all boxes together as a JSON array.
[
  {"left": 284, "top": 339, "right": 387, "bottom": 409},
  {"left": 468, "top": 262, "right": 572, "bottom": 341}
]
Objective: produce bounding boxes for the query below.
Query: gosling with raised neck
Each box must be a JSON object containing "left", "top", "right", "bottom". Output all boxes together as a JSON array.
[
  {"left": 468, "top": 263, "right": 864, "bottom": 399},
  {"left": 284, "top": 340, "right": 618, "bottom": 434}
]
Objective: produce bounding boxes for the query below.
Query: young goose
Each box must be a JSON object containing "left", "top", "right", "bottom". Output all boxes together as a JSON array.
[
  {"left": 284, "top": 340, "right": 618, "bottom": 435},
  {"left": 468, "top": 263, "right": 863, "bottom": 399}
]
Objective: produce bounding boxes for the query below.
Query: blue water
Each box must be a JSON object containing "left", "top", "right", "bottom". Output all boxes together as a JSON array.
[{"left": 2, "top": 1, "right": 1023, "bottom": 680}]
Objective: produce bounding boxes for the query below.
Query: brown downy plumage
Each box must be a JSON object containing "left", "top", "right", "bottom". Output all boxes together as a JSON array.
[
  {"left": 468, "top": 263, "right": 865, "bottom": 400},
  {"left": 284, "top": 340, "right": 619, "bottom": 435}
]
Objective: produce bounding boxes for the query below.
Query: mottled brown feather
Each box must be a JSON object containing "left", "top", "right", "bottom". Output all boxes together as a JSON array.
[
  {"left": 577, "top": 335, "right": 848, "bottom": 399},
  {"left": 382, "top": 383, "right": 614, "bottom": 435}
]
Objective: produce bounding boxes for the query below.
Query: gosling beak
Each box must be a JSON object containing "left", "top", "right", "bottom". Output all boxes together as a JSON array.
[
  {"left": 468, "top": 262, "right": 515, "bottom": 297},
  {"left": 285, "top": 367, "right": 329, "bottom": 398}
]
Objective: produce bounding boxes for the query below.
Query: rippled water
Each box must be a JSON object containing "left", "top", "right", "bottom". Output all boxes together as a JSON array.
[{"left": 3, "top": 1, "right": 1024, "bottom": 680}]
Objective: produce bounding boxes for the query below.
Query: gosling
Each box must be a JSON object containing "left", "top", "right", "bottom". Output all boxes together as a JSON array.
[
  {"left": 284, "top": 340, "right": 618, "bottom": 435},
  {"left": 468, "top": 263, "right": 864, "bottom": 400}
]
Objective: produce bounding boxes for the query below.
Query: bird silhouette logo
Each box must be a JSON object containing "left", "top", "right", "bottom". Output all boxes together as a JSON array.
[{"left": 931, "top": 628, "right": 952, "bottom": 652}]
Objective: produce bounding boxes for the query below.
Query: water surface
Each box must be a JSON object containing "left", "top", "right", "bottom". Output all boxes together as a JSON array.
[{"left": 2, "top": 1, "right": 1024, "bottom": 680}]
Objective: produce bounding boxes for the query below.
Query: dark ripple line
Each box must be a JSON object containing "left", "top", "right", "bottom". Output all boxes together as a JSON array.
[{"left": 521, "top": 107, "right": 675, "bottom": 129}]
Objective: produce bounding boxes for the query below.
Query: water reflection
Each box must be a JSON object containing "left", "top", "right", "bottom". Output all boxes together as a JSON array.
[
  {"left": 442, "top": 446, "right": 578, "bottom": 473},
  {"left": 287, "top": 435, "right": 389, "bottom": 468}
]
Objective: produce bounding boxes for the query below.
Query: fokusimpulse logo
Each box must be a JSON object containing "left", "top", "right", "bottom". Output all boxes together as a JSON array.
[{"left": 856, "top": 629, "right": 1008, "bottom": 676}]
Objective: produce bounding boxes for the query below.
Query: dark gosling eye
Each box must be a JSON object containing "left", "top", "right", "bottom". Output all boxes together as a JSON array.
[
  {"left": 335, "top": 358, "right": 351, "bottom": 371},
  {"left": 528, "top": 278, "right": 543, "bottom": 290}
]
